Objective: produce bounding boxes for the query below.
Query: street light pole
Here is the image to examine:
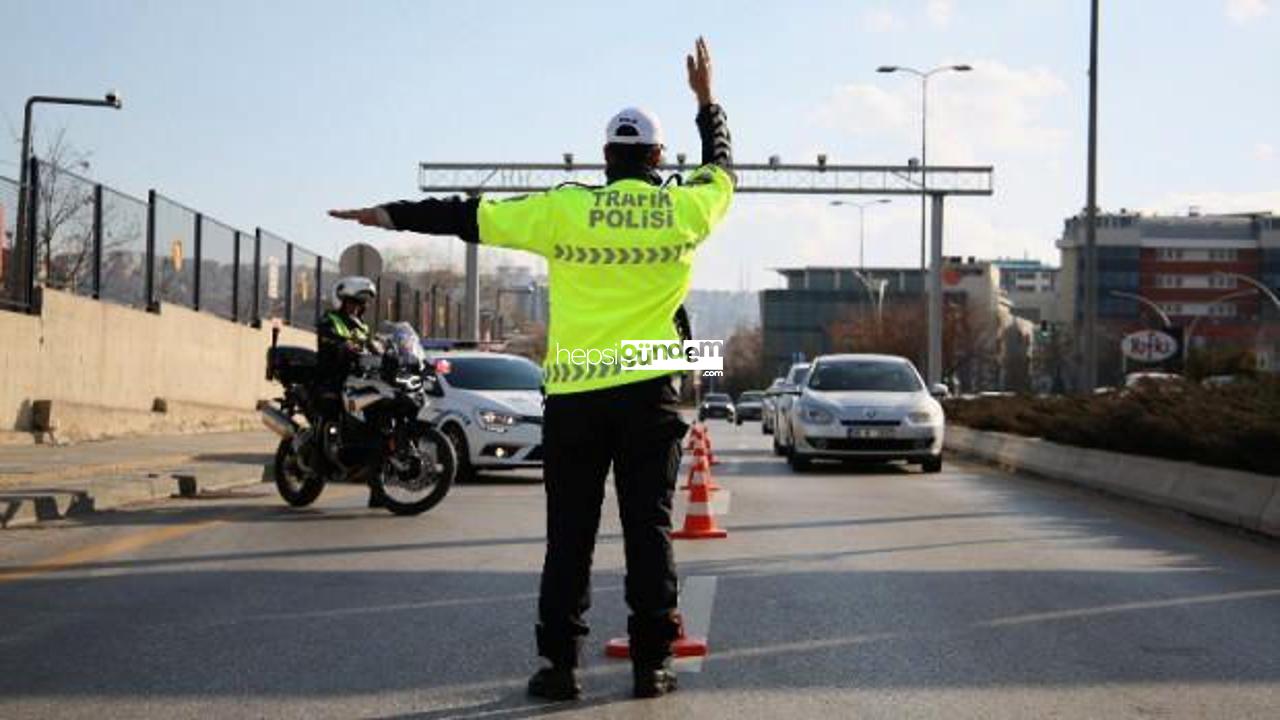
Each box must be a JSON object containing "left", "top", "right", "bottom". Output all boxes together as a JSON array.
[
  {"left": 1083, "top": 0, "right": 1101, "bottom": 391},
  {"left": 14, "top": 92, "right": 122, "bottom": 306},
  {"left": 876, "top": 64, "right": 972, "bottom": 274},
  {"left": 830, "top": 199, "right": 890, "bottom": 270},
  {"left": 876, "top": 64, "right": 971, "bottom": 386}
]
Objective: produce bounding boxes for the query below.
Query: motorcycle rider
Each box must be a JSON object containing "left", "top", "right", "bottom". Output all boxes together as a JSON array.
[
  {"left": 329, "top": 37, "right": 732, "bottom": 700},
  {"left": 316, "top": 276, "right": 386, "bottom": 507}
]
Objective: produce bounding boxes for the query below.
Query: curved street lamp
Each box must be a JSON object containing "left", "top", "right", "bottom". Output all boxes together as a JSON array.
[
  {"left": 1109, "top": 290, "right": 1172, "bottom": 328},
  {"left": 829, "top": 198, "right": 890, "bottom": 269},
  {"left": 875, "top": 64, "right": 972, "bottom": 273},
  {"left": 1185, "top": 288, "right": 1259, "bottom": 349},
  {"left": 1212, "top": 272, "right": 1280, "bottom": 312},
  {"left": 14, "top": 92, "right": 123, "bottom": 308}
]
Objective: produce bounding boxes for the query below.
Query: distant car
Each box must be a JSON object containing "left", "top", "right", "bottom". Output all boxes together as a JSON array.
[
  {"left": 776, "top": 354, "right": 946, "bottom": 473},
  {"left": 761, "top": 377, "right": 785, "bottom": 434},
  {"left": 1124, "top": 372, "right": 1184, "bottom": 389},
  {"left": 771, "top": 362, "right": 812, "bottom": 456},
  {"left": 426, "top": 351, "right": 544, "bottom": 482},
  {"left": 734, "top": 391, "right": 765, "bottom": 424},
  {"left": 698, "top": 393, "right": 736, "bottom": 422}
]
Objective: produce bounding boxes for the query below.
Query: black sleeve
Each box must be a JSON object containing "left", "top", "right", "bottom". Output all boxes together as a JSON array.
[
  {"left": 696, "top": 103, "right": 733, "bottom": 171},
  {"left": 381, "top": 196, "right": 481, "bottom": 244}
]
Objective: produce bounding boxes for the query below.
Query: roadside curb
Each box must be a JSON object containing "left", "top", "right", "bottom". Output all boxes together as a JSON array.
[
  {"left": 0, "top": 464, "right": 268, "bottom": 530},
  {"left": 945, "top": 425, "right": 1280, "bottom": 539}
]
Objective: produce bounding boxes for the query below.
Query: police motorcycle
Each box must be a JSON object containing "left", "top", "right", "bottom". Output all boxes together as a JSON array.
[{"left": 260, "top": 321, "right": 456, "bottom": 515}]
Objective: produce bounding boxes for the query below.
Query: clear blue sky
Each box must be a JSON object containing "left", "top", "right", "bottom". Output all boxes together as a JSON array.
[{"left": 3, "top": 0, "right": 1276, "bottom": 289}]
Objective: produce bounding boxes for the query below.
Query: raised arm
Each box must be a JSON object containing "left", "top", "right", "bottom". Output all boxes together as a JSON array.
[{"left": 687, "top": 37, "right": 733, "bottom": 173}]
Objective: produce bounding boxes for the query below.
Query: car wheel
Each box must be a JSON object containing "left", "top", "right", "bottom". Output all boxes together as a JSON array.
[
  {"left": 443, "top": 424, "right": 476, "bottom": 483},
  {"left": 921, "top": 455, "right": 943, "bottom": 474},
  {"left": 788, "top": 452, "right": 811, "bottom": 472}
]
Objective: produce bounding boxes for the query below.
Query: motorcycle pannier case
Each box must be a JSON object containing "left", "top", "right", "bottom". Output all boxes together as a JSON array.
[{"left": 267, "top": 346, "right": 318, "bottom": 383}]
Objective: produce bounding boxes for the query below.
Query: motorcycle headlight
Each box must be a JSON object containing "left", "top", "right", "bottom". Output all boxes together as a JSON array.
[
  {"left": 476, "top": 408, "right": 519, "bottom": 433},
  {"left": 800, "top": 404, "right": 835, "bottom": 425}
]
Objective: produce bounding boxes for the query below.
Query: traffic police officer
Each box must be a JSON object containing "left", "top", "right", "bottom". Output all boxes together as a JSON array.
[
  {"left": 330, "top": 37, "right": 733, "bottom": 699},
  {"left": 316, "top": 276, "right": 388, "bottom": 508}
]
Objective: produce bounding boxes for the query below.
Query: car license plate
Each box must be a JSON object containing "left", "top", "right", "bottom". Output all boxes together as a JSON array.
[{"left": 848, "top": 428, "right": 884, "bottom": 439}]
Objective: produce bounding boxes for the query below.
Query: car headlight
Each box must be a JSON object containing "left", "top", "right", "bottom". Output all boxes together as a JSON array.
[
  {"left": 800, "top": 404, "right": 835, "bottom": 425},
  {"left": 476, "top": 408, "right": 519, "bottom": 432},
  {"left": 907, "top": 406, "right": 941, "bottom": 425}
]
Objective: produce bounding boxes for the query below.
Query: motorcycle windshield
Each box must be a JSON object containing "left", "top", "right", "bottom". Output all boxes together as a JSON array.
[{"left": 386, "top": 322, "right": 426, "bottom": 371}]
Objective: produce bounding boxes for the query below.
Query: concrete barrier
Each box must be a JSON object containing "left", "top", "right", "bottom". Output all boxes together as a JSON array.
[
  {"left": 1261, "top": 484, "right": 1280, "bottom": 537},
  {"left": 946, "top": 425, "right": 1280, "bottom": 539},
  {"left": 0, "top": 289, "right": 314, "bottom": 441}
]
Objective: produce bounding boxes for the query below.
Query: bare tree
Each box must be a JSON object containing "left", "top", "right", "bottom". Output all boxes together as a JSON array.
[
  {"left": 34, "top": 128, "right": 97, "bottom": 293},
  {"left": 826, "top": 301, "right": 926, "bottom": 368},
  {"left": 723, "top": 325, "right": 770, "bottom": 396}
]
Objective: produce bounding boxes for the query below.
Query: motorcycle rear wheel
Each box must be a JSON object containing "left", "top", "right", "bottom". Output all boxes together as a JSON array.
[{"left": 274, "top": 437, "right": 326, "bottom": 507}]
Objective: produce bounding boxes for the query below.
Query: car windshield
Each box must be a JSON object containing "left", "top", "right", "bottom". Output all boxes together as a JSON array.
[
  {"left": 705, "top": 394, "right": 731, "bottom": 403},
  {"left": 441, "top": 355, "right": 543, "bottom": 390},
  {"left": 808, "top": 360, "right": 922, "bottom": 392},
  {"left": 739, "top": 392, "right": 763, "bottom": 402},
  {"left": 787, "top": 365, "right": 811, "bottom": 385}
]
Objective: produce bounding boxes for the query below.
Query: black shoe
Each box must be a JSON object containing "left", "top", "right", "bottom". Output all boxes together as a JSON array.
[
  {"left": 633, "top": 666, "right": 678, "bottom": 698},
  {"left": 367, "top": 491, "right": 386, "bottom": 509},
  {"left": 527, "top": 666, "right": 582, "bottom": 701}
]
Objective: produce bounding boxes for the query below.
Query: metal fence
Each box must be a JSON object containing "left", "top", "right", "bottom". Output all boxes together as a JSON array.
[
  {"left": 2, "top": 158, "right": 454, "bottom": 336},
  {"left": 0, "top": 177, "right": 20, "bottom": 310},
  {"left": 2, "top": 159, "right": 322, "bottom": 327}
]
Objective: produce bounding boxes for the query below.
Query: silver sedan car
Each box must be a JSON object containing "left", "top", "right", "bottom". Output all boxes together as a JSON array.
[{"left": 777, "top": 354, "right": 946, "bottom": 473}]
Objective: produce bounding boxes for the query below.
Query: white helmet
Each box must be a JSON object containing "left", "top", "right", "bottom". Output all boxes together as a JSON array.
[{"left": 332, "top": 276, "right": 376, "bottom": 310}]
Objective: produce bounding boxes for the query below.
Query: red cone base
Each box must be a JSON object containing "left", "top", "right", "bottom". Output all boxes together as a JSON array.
[
  {"left": 604, "top": 634, "right": 709, "bottom": 659},
  {"left": 672, "top": 524, "right": 728, "bottom": 540}
]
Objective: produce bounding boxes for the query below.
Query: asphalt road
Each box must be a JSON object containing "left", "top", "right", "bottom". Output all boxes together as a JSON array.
[{"left": 1, "top": 421, "right": 1278, "bottom": 719}]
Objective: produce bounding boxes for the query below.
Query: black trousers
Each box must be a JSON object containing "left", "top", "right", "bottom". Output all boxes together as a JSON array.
[{"left": 536, "top": 375, "right": 689, "bottom": 668}]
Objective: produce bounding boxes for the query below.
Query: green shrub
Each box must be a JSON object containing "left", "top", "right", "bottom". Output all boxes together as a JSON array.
[{"left": 944, "top": 378, "right": 1280, "bottom": 475}]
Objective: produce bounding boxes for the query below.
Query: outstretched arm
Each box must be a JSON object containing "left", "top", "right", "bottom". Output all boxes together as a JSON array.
[{"left": 328, "top": 197, "right": 480, "bottom": 243}]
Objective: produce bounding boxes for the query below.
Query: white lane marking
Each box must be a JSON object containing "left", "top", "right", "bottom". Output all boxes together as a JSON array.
[{"left": 674, "top": 575, "right": 718, "bottom": 673}]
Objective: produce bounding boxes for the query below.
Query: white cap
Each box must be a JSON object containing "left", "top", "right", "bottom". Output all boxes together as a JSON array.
[{"left": 606, "top": 107, "right": 663, "bottom": 146}]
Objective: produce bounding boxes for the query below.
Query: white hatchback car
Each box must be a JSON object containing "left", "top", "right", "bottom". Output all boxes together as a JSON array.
[
  {"left": 426, "top": 351, "right": 544, "bottom": 481},
  {"left": 777, "top": 354, "right": 946, "bottom": 473}
]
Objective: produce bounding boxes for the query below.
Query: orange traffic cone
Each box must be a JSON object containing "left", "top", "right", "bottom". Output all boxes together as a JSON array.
[
  {"left": 673, "top": 458, "right": 727, "bottom": 540},
  {"left": 703, "top": 425, "right": 722, "bottom": 466},
  {"left": 604, "top": 625, "right": 709, "bottom": 659},
  {"left": 680, "top": 443, "right": 721, "bottom": 492},
  {"left": 684, "top": 423, "right": 704, "bottom": 452}
]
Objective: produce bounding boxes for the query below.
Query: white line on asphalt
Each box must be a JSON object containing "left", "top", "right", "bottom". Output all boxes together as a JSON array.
[
  {"left": 674, "top": 575, "right": 718, "bottom": 674},
  {"left": 980, "top": 588, "right": 1280, "bottom": 627}
]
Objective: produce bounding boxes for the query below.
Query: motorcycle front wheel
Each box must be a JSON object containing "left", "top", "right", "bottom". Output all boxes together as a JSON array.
[
  {"left": 274, "top": 437, "right": 326, "bottom": 507},
  {"left": 379, "top": 426, "right": 456, "bottom": 516}
]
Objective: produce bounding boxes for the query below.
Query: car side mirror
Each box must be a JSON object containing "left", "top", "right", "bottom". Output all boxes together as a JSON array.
[{"left": 930, "top": 383, "right": 950, "bottom": 399}]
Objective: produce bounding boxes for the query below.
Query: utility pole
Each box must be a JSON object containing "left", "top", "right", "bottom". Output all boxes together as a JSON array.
[{"left": 1083, "top": 0, "right": 1101, "bottom": 390}]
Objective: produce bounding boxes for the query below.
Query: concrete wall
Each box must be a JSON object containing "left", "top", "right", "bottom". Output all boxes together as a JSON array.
[
  {"left": 0, "top": 289, "right": 314, "bottom": 441},
  {"left": 946, "top": 424, "right": 1280, "bottom": 539}
]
